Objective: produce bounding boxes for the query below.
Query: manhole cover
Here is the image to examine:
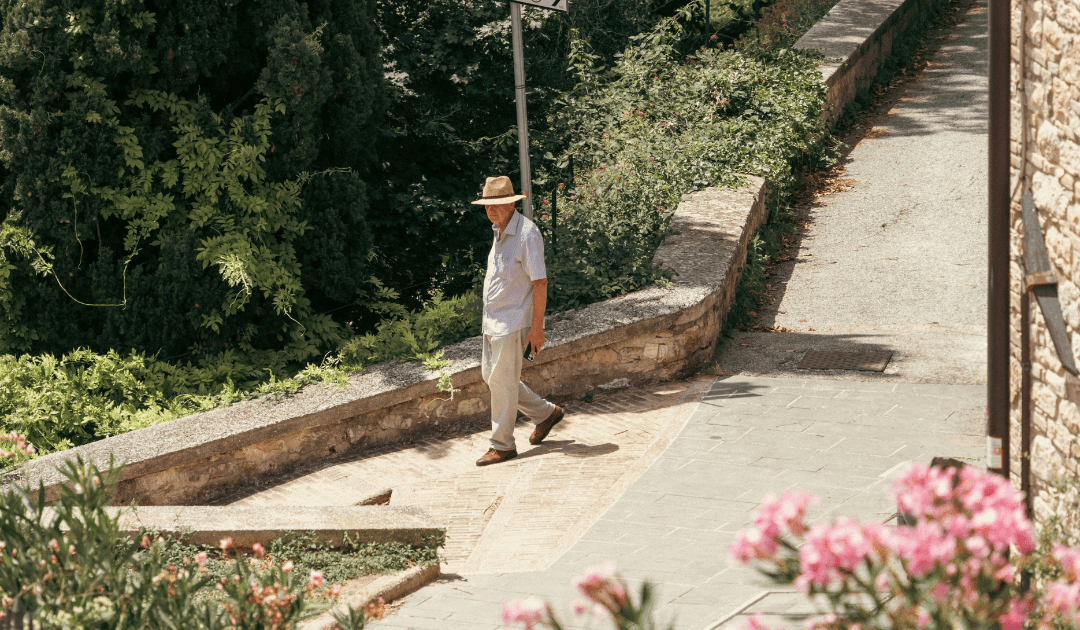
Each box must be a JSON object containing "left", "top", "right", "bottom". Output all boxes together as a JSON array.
[{"left": 798, "top": 351, "right": 892, "bottom": 371}]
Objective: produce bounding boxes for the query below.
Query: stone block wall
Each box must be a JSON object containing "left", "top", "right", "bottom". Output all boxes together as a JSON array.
[{"left": 1008, "top": 0, "right": 1080, "bottom": 532}]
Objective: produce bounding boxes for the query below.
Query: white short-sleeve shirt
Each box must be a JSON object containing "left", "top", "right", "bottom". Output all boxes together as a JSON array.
[{"left": 483, "top": 211, "right": 547, "bottom": 337}]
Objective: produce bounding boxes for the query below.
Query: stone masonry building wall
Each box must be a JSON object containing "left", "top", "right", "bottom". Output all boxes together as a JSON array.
[{"left": 1008, "top": 0, "right": 1080, "bottom": 532}]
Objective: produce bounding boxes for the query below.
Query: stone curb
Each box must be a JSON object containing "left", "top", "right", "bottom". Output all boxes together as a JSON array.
[
  {"left": 301, "top": 563, "right": 442, "bottom": 630},
  {"left": 795, "top": 0, "right": 947, "bottom": 121},
  {"left": 106, "top": 505, "right": 445, "bottom": 550}
]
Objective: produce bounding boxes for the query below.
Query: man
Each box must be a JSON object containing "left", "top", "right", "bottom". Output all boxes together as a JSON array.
[{"left": 471, "top": 176, "right": 564, "bottom": 466}]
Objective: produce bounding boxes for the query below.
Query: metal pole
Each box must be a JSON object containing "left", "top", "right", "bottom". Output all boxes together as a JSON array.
[
  {"left": 987, "top": 0, "right": 1010, "bottom": 478},
  {"left": 551, "top": 187, "right": 557, "bottom": 256},
  {"left": 510, "top": 3, "right": 534, "bottom": 219},
  {"left": 1020, "top": 268, "right": 1032, "bottom": 517},
  {"left": 705, "top": 0, "right": 711, "bottom": 44}
]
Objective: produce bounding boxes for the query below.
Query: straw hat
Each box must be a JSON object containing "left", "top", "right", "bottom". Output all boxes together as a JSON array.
[{"left": 471, "top": 176, "right": 526, "bottom": 205}]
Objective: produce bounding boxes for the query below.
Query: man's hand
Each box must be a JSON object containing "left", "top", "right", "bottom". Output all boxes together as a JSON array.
[
  {"left": 526, "top": 326, "right": 546, "bottom": 356},
  {"left": 528, "top": 278, "right": 548, "bottom": 355}
]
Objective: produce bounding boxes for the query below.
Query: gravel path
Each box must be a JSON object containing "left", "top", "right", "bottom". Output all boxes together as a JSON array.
[{"left": 719, "top": 0, "right": 988, "bottom": 384}]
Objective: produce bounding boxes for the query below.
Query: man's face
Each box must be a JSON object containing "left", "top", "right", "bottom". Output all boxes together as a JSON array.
[{"left": 485, "top": 202, "right": 516, "bottom": 227}]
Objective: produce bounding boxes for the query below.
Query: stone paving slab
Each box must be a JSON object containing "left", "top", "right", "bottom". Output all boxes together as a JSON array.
[{"left": 374, "top": 374, "right": 984, "bottom": 630}]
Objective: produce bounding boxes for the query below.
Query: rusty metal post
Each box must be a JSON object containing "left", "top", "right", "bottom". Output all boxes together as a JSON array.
[
  {"left": 705, "top": 0, "right": 711, "bottom": 43},
  {"left": 987, "top": 0, "right": 1011, "bottom": 478},
  {"left": 1020, "top": 272, "right": 1033, "bottom": 517}
]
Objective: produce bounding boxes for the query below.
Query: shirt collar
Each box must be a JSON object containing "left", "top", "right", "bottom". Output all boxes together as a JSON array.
[{"left": 492, "top": 211, "right": 522, "bottom": 240}]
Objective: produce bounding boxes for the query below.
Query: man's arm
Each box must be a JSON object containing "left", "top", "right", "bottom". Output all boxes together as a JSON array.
[{"left": 526, "top": 278, "right": 548, "bottom": 353}]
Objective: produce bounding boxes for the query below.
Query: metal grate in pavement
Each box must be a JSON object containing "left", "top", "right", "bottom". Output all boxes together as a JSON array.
[{"left": 798, "top": 350, "right": 892, "bottom": 371}]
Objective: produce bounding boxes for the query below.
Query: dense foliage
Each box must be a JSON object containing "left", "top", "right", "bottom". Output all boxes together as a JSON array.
[
  {"left": 0, "top": 0, "right": 837, "bottom": 461},
  {"left": 0, "top": 0, "right": 383, "bottom": 361},
  {"left": 0, "top": 454, "right": 367, "bottom": 628},
  {"left": 367, "top": 0, "right": 665, "bottom": 306},
  {"left": 533, "top": 12, "right": 831, "bottom": 309}
]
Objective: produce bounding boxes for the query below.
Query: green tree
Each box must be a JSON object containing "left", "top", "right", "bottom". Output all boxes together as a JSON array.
[{"left": 0, "top": 0, "right": 383, "bottom": 361}]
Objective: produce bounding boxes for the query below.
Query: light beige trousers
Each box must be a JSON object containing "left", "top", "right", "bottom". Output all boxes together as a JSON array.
[{"left": 482, "top": 327, "right": 557, "bottom": 451}]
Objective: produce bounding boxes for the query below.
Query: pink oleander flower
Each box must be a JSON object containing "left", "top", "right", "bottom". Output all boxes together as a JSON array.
[
  {"left": 573, "top": 560, "right": 617, "bottom": 599},
  {"left": 502, "top": 596, "right": 548, "bottom": 630},
  {"left": 308, "top": 569, "right": 325, "bottom": 589},
  {"left": 572, "top": 561, "right": 628, "bottom": 611},
  {"left": 755, "top": 490, "right": 816, "bottom": 537},
  {"left": 730, "top": 525, "right": 779, "bottom": 563},
  {"left": 796, "top": 518, "right": 887, "bottom": 590},
  {"left": 1056, "top": 545, "right": 1080, "bottom": 579},
  {"left": 194, "top": 552, "right": 207, "bottom": 565},
  {"left": 999, "top": 597, "right": 1033, "bottom": 630},
  {"left": 219, "top": 537, "right": 233, "bottom": 551},
  {"left": 252, "top": 543, "right": 265, "bottom": 557},
  {"left": 1045, "top": 580, "right": 1080, "bottom": 623},
  {"left": 745, "top": 613, "right": 783, "bottom": 630},
  {"left": 889, "top": 522, "right": 957, "bottom": 578},
  {"left": 281, "top": 560, "right": 294, "bottom": 573}
]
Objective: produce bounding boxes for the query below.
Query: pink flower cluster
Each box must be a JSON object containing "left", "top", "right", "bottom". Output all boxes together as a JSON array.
[
  {"left": 797, "top": 518, "right": 888, "bottom": 590},
  {"left": 0, "top": 433, "right": 35, "bottom": 459},
  {"left": 731, "top": 463, "right": 1080, "bottom": 630},
  {"left": 1043, "top": 546, "right": 1080, "bottom": 627},
  {"left": 503, "top": 561, "right": 633, "bottom": 630},
  {"left": 730, "top": 490, "right": 815, "bottom": 563},
  {"left": 572, "top": 560, "right": 628, "bottom": 616},
  {"left": 502, "top": 596, "right": 548, "bottom": 630},
  {"left": 892, "top": 462, "right": 1033, "bottom": 555}
]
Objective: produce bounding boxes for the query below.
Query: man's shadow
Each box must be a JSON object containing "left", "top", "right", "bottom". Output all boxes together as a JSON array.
[{"left": 517, "top": 439, "right": 619, "bottom": 460}]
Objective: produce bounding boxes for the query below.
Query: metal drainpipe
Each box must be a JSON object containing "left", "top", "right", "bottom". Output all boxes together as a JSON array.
[
  {"left": 987, "top": 0, "right": 1011, "bottom": 478},
  {"left": 1015, "top": 0, "right": 1033, "bottom": 518},
  {"left": 1021, "top": 282, "right": 1033, "bottom": 517}
]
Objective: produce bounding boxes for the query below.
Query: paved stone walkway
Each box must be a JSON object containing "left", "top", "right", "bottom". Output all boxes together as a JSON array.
[
  {"left": 226, "top": 379, "right": 713, "bottom": 573},
  {"left": 365, "top": 0, "right": 991, "bottom": 628},
  {"left": 243, "top": 1, "right": 990, "bottom": 628},
  {"left": 720, "top": 0, "right": 989, "bottom": 385},
  {"left": 373, "top": 376, "right": 984, "bottom": 630}
]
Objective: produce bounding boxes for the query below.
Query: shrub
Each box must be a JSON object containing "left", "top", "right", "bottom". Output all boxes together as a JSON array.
[
  {"left": 732, "top": 0, "right": 841, "bottom": 53},
  {"left": 0, "top": 454, "right": 366, "bottom": 628},
  {"left": 0, "top": 0, "right": 383, "bottom": 361},
  {"left": 502, "top": 464, "right": 1080, "bottom": 630},
  {"left": 534, "top": 11, "right": 831, "bottom": 309},
  {"left": 730, "top": 464, "right": 1080, "bottom": 630}
]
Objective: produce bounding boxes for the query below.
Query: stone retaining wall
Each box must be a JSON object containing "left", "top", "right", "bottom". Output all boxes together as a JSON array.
[
  {"left": 10, "top": 180, "right": 768, "bottom": 506},
  {"left": 795, "top": 0, "right": 946, "bottom": 121}
]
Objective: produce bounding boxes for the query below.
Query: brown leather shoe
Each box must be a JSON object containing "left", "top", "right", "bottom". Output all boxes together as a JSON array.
[
  {"left": 529, "top": 406, "right": 565, "bottom": 445},
  {"left": 476, "top": 448, "right": 517, "bottom": 466}
]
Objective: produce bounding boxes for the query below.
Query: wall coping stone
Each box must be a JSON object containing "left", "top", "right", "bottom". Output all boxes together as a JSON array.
[
  {"left": 104, "top": 505, "right": 444, "bottom": 550},
  {"left": 795, "top": 0, "right": 942, "bottom": 119},
  {"left": 7, "top": 178, "right": 767, "bottom": 497}
]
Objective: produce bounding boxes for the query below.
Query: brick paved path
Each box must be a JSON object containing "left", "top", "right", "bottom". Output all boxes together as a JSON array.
[{"left": 225, "top": 379, "right": 713, "bottom": 573}]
